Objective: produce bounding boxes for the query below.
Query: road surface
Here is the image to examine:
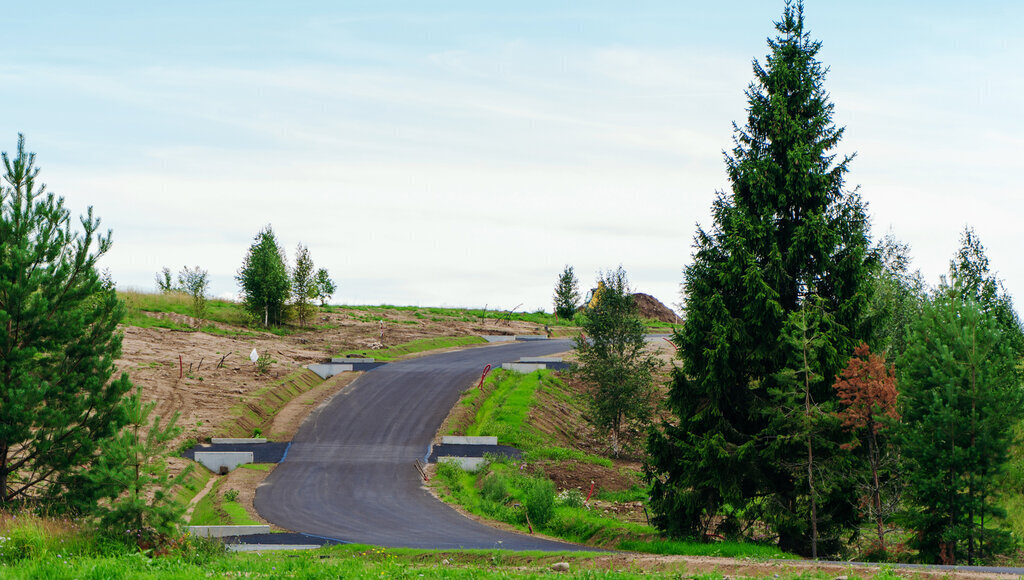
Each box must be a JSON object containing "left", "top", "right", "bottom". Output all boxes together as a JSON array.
[{"left": 254, "top": 339, "right": 590, "bottom": 550}]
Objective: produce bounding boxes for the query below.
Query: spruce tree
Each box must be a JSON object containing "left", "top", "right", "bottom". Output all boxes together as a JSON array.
[
  {"left": 897, "top": 294, "right": 1021, "bottom": 564},
  {"left": 646, "top": 1, "right": 871, "bottom": 554},
  {"left": 236, "top": 225, "right": 290, "bottom": 326},
  {"left": 0, "top": 135, "right": 132, "bottom": 507},
  {"left": 553, "top": 265, "right": 581, "bottom": 320}
]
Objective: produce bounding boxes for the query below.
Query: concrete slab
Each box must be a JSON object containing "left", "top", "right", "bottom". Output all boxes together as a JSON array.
[
  {"left": 194, "top": 451, "right": 253, "bottom": 473},
  {"left": 189, "top": 525, "right": 270, "bottom": 538},
  {"left": 438, "top": 456, "right": 487, "bottom": 471},
  {"left": 518, "top": 357, "right": 562, "bottom": 364},
  {"left": 211, "top": 438, "right": 267, "bottom": 444},
  {"left": 480, "top": 335, "right": 515, "bottom": 342},
  {"left": 330, "top": 357, "right": 375, "bottom": 364},
  {"left": 514, "top": 335, "right": 549, "bottom": 341},
  {"left": 502, "top": 362, "right": 547, "bottom": 373},
  {"left": 442, "top": 436, "right": 498, "bottom": 445}
]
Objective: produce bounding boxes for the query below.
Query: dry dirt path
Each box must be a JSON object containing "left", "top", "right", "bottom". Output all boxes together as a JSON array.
[{"left": 253, "top": 339, "right": 595, "bottom": 550}]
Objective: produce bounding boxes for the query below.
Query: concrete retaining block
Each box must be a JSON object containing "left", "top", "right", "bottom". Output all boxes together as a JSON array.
[
  {"left": 514, "top": 335, "right": 548, "bottom": 341},
  {"left": 519, "top": 357, "right": 562, "bottom": 364},
  {"left": 502, "top": 362, "right": 547, "bottom": 373},
  {"left": 330, "top": 357, "right": 375, "bottom": 364},
  {"left": 480, "top": 335, "right": 515, "bottom": 342},
  {"left": 442, "top": 436, "right": 498, "bottom": 445},
  {"left": 194, "top": 451, "right": 253, "bottom": 473},
  {"left": 438, "top": 456, "right": 487, "bottom": 471},
  {"left": 188, "top": 525, "right": 270, "bottom": 538},
  {"left": 307, "top": 363, "right": 353, "bottom": 379},
  {"left": 211, "top": 438, "right": 267, "bottom": 445}
]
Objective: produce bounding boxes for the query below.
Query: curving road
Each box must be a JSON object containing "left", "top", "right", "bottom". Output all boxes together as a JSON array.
[{"left": 254, "top": 339, "right": 590, "bottom": 550}]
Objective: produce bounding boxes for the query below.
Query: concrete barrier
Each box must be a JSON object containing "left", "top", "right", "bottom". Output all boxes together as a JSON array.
[
  {"left": 194, "top": 451, "right": 253, "bottom": 473},
  {"left": 438, "top": 456, "right": 487, "bottom": 471},
  {"left": 188, "top": 525, "right": 270, "bottom": 538},
  {"left": 518, "top": 357, "right": 562, "bottom": 364},
  {"left": 307, "top": 363, "right": 353, "bottom": 379},
  {"left": 330, "top": 357, "right": 375, "bottom": 364},
  {"left": 442, "top": 436, "right": 498, "bottom": 445},
  {"left": 211, "top": 438, "right": 267, "bottom": 445},
  {"left": 501, "top": 362, "right": 547, "bottom": 373}
]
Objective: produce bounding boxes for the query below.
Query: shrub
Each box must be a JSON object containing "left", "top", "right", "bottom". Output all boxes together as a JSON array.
[
  {"left": 557, "top": 488, "right": 585, "bottom": 509},
  {"left": 523, "top": 478, "right": 556, "bottom": 527},
  {"left": 223, "top": 489, "right": 239, "bottom": 503}
]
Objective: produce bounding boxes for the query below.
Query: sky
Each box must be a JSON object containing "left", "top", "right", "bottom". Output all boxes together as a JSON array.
[{"left": 3, "top": 1, "right": 1022, "bottom": 313}]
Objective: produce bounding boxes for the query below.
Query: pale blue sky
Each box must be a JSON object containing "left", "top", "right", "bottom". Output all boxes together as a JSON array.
[{"left": 3, "top": 2, "right": 1022, "bottom": 312}]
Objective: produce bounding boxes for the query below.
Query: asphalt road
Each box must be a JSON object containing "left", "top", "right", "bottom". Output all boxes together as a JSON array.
[{"left": 253, "top": 339, "right": 591, "bottom": 550}]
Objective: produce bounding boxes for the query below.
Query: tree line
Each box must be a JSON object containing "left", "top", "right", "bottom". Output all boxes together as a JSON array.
[{"left": 558, "top": 1, "right": 1024, "bottom": 564}]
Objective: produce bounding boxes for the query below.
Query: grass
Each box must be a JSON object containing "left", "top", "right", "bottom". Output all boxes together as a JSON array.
[
  {"left": 188, "top": 476, "right": 258, "bottom": 526},
  {"left": 336, "top": 335, "right": 488, "bottom": 361}
]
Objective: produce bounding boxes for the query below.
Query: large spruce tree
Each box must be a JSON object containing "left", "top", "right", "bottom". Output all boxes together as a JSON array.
[
  {"left": 0, "top": 135, "right": 132, "bottom": 508},
  {"left": 647, "top": 1, "right": 872, "bottom": 554}
]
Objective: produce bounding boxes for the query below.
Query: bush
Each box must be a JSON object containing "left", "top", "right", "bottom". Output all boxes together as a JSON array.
[
  {"left": 523, "top": 478, "right": 556, "bottom": 527},
  {"left": 481, "top": 473, "right": 510, "bottom": 504}
]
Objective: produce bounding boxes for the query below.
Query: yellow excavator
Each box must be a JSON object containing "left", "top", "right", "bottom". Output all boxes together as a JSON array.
[{"left": 586, "top": 281, "right": 607, "bottom": 310}]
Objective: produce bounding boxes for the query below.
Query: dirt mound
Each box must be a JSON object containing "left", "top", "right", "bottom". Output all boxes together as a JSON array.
[{"left": 631, "top": 293, "right": 679, "bottom": 324}]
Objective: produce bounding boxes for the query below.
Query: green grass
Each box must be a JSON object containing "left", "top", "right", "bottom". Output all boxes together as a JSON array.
[
  {"left": 336, "top": 335, "right": 488, "bottom": 361},
  {"left": 238, "top": 463, "right": 272, "bottom": 472},
  {"left": 188, "top": 476, "right": 258, "bottom": 526},
  {"left": 617, "top": 539, "right": 794, "bottom": 559}
]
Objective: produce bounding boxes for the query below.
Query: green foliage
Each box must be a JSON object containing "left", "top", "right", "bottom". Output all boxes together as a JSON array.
[
  {"left": 896, "top": 293, "right": 1022, "bottom": 564},
  {"left": 574, "top": 267, "right": 658, "bottom": 456},
  {"left": 89, "top": 388, "right": 191, "bottom": 542},
  {"left": 480, "top": 473, "right": 510, "bottom": 504},
  {"left": 176, "top": 266, "right": 209, "bottom": 325},
  {"left": 236, "top": 225, "right": 290, "bottom": 326},
  {"left": 647, "top": 2, "right": 873, "bottom": 555},
  {"left": 863, "top": 233, "right": 926, "bottom": 358},
  {"left": 557, "top": 488, "right": 585, "bottom": 509},
  {"left": 523, "top": 477, "right": 556, "bottom": 527},
  {"left": 553, "top": 265, "right": 580, "bottom": 319},
  {"left": 947, "top": 226, "right": 1024, "bottom": 357},
  {"left": 155, "top": 267, "right": 174, "bottom": 293},
  {"left": 314, "top": 268, "right": 336, "bottom": 307},
  {"left": 0, "top": 135, "right": 133, "bottom": 510},
  {"left": 291, "top": 243, "right": 316, "bottom": 327}
]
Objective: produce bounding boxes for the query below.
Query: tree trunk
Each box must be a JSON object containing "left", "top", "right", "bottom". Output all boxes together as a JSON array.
[{"left": 869, "top": 425, "right": 885, "bottom": 551}]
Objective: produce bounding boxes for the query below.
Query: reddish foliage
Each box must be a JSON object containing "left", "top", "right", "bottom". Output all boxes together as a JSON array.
[{"left": 834, "top": 343, "right": 899, "bottom": 436}]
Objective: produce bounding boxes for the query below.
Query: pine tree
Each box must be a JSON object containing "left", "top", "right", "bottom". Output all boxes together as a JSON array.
[
  {"left": 236, "top": 225, "right": 290, "bottom": 326},
  {"left": 0, "top": 135, "right": 132, "bottom": 508},
  {"left": 646, "top": 1, "right": 872, "bottom": 554},
  {"left": 897, "top": 293, "right": 1021, "bottom": 564},
  {"left": 553, "top": 265, "right": 580, "bottom": 320},
  {"left": 573, "top": 267, "right": 658, "bottom": 456},
  {"left": 90, "top": 388, "right": 192, "bottom": 543},
  {"left": 291, "top": 243, "right": 316, "bottom": 327}
]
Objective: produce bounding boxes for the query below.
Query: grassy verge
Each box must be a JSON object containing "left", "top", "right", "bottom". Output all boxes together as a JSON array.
[
  {"left": 436, "top": 369, "right": 791, "bottom": 558},
  {"left": 336, "top": 335, "right": 488, "bottom": 361}
]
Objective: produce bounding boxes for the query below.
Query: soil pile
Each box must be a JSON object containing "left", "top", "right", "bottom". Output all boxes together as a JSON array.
[{"left": 631, "top": 293, "right": 680, "bottom": 324}]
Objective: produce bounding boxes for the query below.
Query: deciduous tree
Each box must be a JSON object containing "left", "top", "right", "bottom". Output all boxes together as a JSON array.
[
  {"left": 177, "top": 265, "right": 209, "bottom": 326},
  {"left": 0, "top": 135, "right": 132, "bottom": 508},
  {"left": 834, "top": 343, "right": 899, "bottom": 552},
  {"left": 573, "top": 267, "right": 657, "bottom": 456},
  {"left": 291, "top": 243, "right": 316, "bottom": 327},
  {"left": 237, "top": 225, "right": 290, "bottom": 326},
  {"left": 314, "top": 268, "right": 336, "bottom": 307}
]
